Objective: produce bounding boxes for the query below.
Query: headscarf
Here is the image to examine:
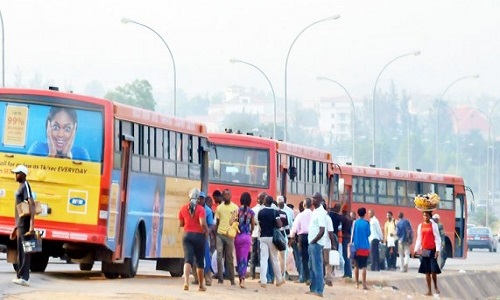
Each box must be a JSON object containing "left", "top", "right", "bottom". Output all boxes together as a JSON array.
[{"left": 188, "top": 188, "right": 200, "bottom": 217}]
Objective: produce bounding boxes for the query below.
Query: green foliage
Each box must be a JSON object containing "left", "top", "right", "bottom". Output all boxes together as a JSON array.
[{"left": 104, "top": 80, "right": 156, "bottom": 111}]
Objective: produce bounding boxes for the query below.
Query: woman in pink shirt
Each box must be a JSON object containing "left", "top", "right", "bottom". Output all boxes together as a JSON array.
[{"left": 414, "top": 211, "right": 441, "bottom": 296}]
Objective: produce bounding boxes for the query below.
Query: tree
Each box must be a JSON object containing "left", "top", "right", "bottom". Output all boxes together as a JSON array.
[
  {"left": 222, "top": 112, "right": 258, "bottom": 134},
  {"left": 104, "top": 80, "right": 156, "bottom": 111}
]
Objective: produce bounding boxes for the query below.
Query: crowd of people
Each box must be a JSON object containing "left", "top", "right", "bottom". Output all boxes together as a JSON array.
[{"left": 177, "top": 188, "right": 444, "bottom": 297}]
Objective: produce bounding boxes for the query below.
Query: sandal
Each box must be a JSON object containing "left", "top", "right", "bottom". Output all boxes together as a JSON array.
[
  {"left": 198, "top": 286, "right": 207, "bottom": 292},
  {"left": 183, "top": 284, "right": 189, "bottom": 291}
]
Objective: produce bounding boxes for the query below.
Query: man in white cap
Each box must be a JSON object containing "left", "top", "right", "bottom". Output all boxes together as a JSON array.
[
  {"left": 432, "top": 214, "right": 446, "bottom": 269},
  {"left": 11, "top": 165, "right": 35, "bottom": 287}
]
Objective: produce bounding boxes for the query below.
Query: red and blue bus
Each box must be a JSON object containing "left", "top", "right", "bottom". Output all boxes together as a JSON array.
[
  {"left": 330, "top": 164, "right": 468, "bottom": 266},
  {"left": 208, "top": 132, "right": 335, "bottom": 209},
  {"left": 0, "top": 88, "right": 209, "bottom": 278}
]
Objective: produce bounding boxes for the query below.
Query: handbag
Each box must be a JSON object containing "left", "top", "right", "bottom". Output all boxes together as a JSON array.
[
  {"left": 226, "top": 221, "right": 240, "bottom": 239},
  {"left": 272, "top": 228, "right": 287, "bottom": 251},
  {"left": 421, "top": 249, "right": 432, "bottom": 257},
  {"left": 328, "top": 249, "right": 340, "bottom": 266},
  {"left": 16, "top": 200, "right": 42, "bottom": 217}
]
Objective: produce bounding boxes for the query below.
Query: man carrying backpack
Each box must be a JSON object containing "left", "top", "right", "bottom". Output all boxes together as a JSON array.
[{"left": 396, "top": 212, "right": 413, "bottom": 273}]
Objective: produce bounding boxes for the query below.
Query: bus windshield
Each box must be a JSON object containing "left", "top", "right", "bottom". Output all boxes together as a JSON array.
[
  {"left": 0, "top": 99, "right": 104, "bottom": 162},
  {"left": 210, "top": 145, "right": 269, "bottom": 187}
]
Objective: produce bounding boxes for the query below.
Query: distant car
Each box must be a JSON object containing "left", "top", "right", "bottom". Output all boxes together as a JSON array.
[
  {"left": 467, "top": 227, "right": 498, "bottom": 252},
  {"left": 467, "top": 223, "right": 476, "bottom": 229}
]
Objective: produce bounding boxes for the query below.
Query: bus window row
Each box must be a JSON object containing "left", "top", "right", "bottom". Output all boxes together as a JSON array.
[
  {"left": 352, "top": 176, "right": 454, "bottom": 209},
  {"left": 208, "top": 145, "right": 269, "bottom": 187},
  {"left": 114, "top": 119, "right": 205, "bottom": 179},
  {"left": 280, "top": 154, "right": 329, "bottom": 198}
]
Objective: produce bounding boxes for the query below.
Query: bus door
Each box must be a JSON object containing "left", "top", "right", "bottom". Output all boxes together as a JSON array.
[
  {"left": 454, "top": 193, "right": 466, "bottom": 257},
  {"left": 453, "top": 194, "right": 467, "bottom": 257},
  {"left": 113, "top": 135, "right": 133, "bottom": 260}
]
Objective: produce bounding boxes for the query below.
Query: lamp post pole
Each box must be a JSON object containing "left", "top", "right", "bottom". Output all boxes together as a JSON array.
[
  {"left": 371, "top": 51, "right": 420, "bottom": 166},
  {"left": 0, "top": 10, "right": 5, "bottom": 87},
  {"left": 435, "top": 74, "right": 479, "bottom": 172},
  {"left": 284, "top": 15, "right": 340, "bottom": 142},
  {"left": 121, "top": 18, "right": 177, "bottom": 116},
  {"left": 230, "top": 58, "right": 277, "bottom": 140},
  {"left": 486, "top": 99, "right": 500, "bottom": 227},
  {"left": 316, "top": 76, "right": 355, "bottom": 164}
]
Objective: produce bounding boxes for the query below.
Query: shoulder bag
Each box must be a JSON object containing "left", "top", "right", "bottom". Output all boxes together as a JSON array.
[{"left": 272, "top": 227, "right": 287, "bottom": 251}]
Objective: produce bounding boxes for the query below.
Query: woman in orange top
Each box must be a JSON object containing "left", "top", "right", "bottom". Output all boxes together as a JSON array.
[
  {"left": 413, "top": 211, "right": 442, "bottom": 296},
  {"left": 178, "top": 189, "right": 209, "bottom": 292}
]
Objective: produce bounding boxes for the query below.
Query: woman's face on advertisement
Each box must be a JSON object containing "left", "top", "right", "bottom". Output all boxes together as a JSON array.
[{"left": 49, "top": 110, "right": 75, "bottom": 152}]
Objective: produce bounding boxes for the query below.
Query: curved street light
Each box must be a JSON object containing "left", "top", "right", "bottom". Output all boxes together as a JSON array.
[
  {"left": 121, "top": 18, "right": 177, "bottom": 116},
  {"left": 316, "top": 76, "right": 355, "bottom": 164},
  {"left": 435, "top": 74, "right": 479, "bottom": 172},
  {"left": 230, "top": 58, "right": 277, "bottom": 139},
  {"left": 372, "top": 50, "right": 420, "bottom": 166},
  {"left": 284, "top": 15, "right": 340, "bottom": 142}
]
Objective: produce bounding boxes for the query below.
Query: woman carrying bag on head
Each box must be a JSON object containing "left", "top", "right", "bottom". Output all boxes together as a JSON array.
[{"left": 414, "top": 210, "right": 441, "bottom": 296}]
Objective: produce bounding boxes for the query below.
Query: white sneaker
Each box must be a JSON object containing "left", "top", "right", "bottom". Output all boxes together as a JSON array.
[{"left": 12, "top": 278, "right": 30, "bottom": 287}]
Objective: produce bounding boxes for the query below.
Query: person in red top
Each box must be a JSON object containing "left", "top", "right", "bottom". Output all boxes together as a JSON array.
[
  {"left": 178, "top": 188, "right": 209, "bottom": 292},
  {"left": 413, "top": 211, "right": 442, "bottom": 296}
]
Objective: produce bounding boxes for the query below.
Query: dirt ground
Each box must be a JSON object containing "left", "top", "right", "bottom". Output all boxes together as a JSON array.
[{"left": 3, "top": 275, "right": 448, "bottom": 300}]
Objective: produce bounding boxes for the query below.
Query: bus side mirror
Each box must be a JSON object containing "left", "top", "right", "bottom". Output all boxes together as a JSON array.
[
  {"left": 213, "top": 159, "right": 221, "bottom": 177},
  {"left": 338, "top": 178, "right": 345, "bottom": 195}
]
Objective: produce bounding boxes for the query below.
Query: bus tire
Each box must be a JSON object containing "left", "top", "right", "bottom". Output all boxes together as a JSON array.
[
  {"left": 104, "top": 272, "right": 119, "bottom": 279},
  {"left": 80, "top": 262, "right": 94, "bottom": 271},
  {"left": 121, "top": 229, "right": 141, "bottom": 278},
  {"left": 169, "top": 268, "right": 183, "bottom": 277},
  {"left": 30, "top": 252, "right": 49, "bottom": 272}
]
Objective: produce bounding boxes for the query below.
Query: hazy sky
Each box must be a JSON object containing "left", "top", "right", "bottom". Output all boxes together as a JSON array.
[{"left": 1, "top": 0, "right": 499, "bottom": 105}]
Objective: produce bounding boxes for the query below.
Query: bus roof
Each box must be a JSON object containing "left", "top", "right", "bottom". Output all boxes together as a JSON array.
[
  {"left": 335, "top": 164, "right": 465, "bottom": 185},
  {"left": 208, "top": 132, "right": 332, "bottom": 163},
  {"left": 0, "top": 88, "right": 207, "bottom": 137},
  {"left": 114, "top": 102, "right": 207, "bottom": 136},
  {"left": 0, "top": 87, "right": 112, "bottom": 107}
]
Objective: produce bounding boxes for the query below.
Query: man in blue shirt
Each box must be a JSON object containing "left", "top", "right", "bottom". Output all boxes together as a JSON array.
[
  {"left": 193, "top": 192, "right": 215, "bottom": 285},
  {"left": 396, "top": 212, "right": 413, "bottom": 272}
]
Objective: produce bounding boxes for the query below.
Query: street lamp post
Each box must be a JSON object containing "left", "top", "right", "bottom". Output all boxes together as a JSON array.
[
  {"left": 121, "top": 18, "right": 177, "bottom": 116},
  {"left": 486, "top": 99, "right": 500, "bottom": 227},
  {"left": 284, "top": 15, "right": 340, "bottom": 142},
  {"left": 371, "top": 51, "right": 420, "bottom": 166},
  {"left": 0, "top": 10, "right": 5, "bottom": 87},
  {"left": 443, "top": 103, "right": 461, "bottom": 174},
  {"left": 316, "top": 76, "right": 355, "bottom": 164},
  {"left": 230, "top": 58, "right": 277, "bottom": 140},
  {"left": 435, "top": 74, "right": 479, "bottom": 172}
]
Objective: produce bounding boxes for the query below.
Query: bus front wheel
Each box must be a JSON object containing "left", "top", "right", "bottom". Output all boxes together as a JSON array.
[
  {"left": 121, "top": 229, "right": 141, "bottom": 278},
  {"left": 30, "top": 252, "right": 49, "bottom": 272}
]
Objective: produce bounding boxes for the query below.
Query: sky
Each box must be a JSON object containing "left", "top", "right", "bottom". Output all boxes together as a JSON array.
[{"left": 1, "top": 0, "right": 500, "bottom": 106}]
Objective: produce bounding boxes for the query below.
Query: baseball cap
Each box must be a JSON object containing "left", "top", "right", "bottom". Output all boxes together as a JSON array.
[
  {"left": 432, "top": 214, "right": 440, "bottom": 220},
  {"left": 12, "top": 165, "right": 28, "bottom": 176},
  {"left": 199, "top": 191, "right": 206, "bottom": 198}
]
